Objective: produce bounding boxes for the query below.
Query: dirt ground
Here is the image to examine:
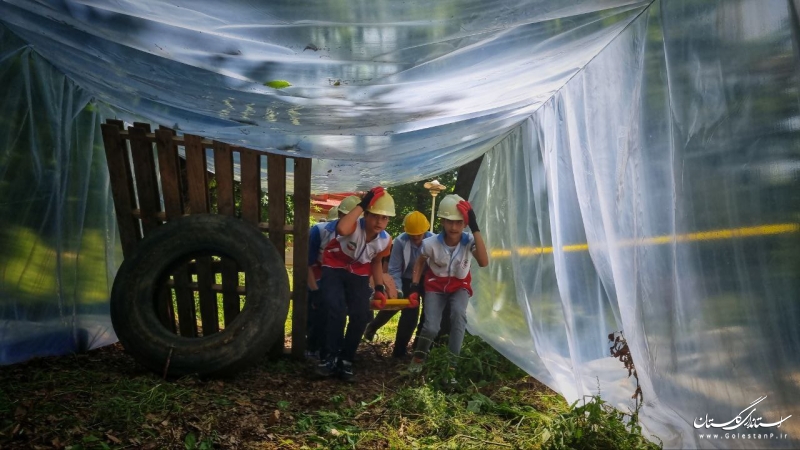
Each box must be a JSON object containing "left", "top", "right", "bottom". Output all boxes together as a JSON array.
[{"left": 0, "top": 336, "right": 558, "bottom": 449}]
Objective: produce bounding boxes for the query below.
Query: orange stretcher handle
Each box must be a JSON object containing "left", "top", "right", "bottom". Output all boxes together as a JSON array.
[{"left": 370, "top": 298, "right": 413, "bottom": 311}]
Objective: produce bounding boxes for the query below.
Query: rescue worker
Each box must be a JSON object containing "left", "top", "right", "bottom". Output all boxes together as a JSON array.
[
  {"left": 408, "top": 195, "right": 489, "bottom": 374},
  {"left": 305, "top": 195, "right": 361, "bottom": 359},
  {"left": 316, "top": 187, "right": 395, "bottom": 381},
  {"left": 363, "top": 211, "right": 433, "bottom": 357}
]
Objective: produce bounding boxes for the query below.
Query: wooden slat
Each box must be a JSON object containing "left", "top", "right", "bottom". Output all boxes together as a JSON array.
[
  {"left": 173, "top": 269, "right": 197, "bottom": 337},
  {"left": 106, "top": 119, "right": 124, "bottom": 130},
  {"left": 184, "top": 134, "right": 209, "bottom": 214},
  {"left": 240, "top": 150, "right": 261, "bottom": 225},
  {"left": 134, "top": 121, "right": 180, "bottom": 331},
  {"left": 196, "top": 256, "right": 219, "bottom": 335},
  {"left": 182, "top": 134, "right": 219, "bottom": 335},
  {"left": 212, "top": 141, "right": 240, "bottom": 325},
  {"left": 101, "top": 124, "right": 140, "bottom": 258},
  {"left": 155, "top": 128, "right": 184, "bottom": 219},
  {"left": 258, "top": 223, "right": 296, "bottom": 234},
  {"left": 213, "top": 142, "right": 235, "bottom": 216},
  {"left": 166, "top": 279, "right": 246, "bottom": 295},
  {"left": 156, "top": 283, "right": 177, "bottom": 333},
  {"left": 220, "top": 259, "right": 241, "bottom": 326},
  {"left": 291, "top": 157, "right": 312, "bottom": 357},
  {"left": 128, "top": 126, "right": 161, "bottom": 235},
  {"left": 267, "top": 154, "right": 287, "bottom": 257},
  {"left": 266, "top": 154, "right": 287, "bottom": 357}
]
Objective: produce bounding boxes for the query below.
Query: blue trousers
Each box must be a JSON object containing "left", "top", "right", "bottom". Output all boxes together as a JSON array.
[
  {"left": 306, "top": 285, "right": 325, "bottom": 353},
  {"left": 320, "top": 267, "right": 372, "bottom": 362}
]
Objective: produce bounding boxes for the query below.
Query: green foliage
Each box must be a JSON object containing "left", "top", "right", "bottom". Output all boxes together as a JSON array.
[
  {"left": 384, "top": 169, "right": 457, "bottom": 237},
  {"left": 184, "top": 432, "right": 214, "bottom": 450},
  {"left": 417, "top": 333, "right": 528, "bottom": 390},
  {"left": 543, "top": 395, "right": 661, "bottom": 450}
]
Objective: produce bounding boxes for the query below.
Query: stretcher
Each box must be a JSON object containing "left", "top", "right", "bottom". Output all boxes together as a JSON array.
[{"left": 370, "top": 298, "right": 416, "bottom": 311}]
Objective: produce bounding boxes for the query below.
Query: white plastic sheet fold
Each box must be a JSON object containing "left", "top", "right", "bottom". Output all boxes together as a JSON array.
[
  {"left": 1, "top": 1, "right": 799, "bottom": 448},
  {"left": 470, "top": 1, "right": 800, "bottom": 448}
]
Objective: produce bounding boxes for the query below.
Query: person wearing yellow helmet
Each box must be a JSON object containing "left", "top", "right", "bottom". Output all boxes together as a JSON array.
[
  {"left": 363, "top": 211, "right": 434, "bottom": 357},
  {"left": 407, "top": 195, "right": 489, "bottom": 376},
  {"left": 316, "top": 186, "right": 395, "bottom": 382}
]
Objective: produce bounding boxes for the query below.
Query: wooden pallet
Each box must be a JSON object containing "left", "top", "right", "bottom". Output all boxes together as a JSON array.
[{"left": 100, "top": 120, "right": 310, "bottom": 358}]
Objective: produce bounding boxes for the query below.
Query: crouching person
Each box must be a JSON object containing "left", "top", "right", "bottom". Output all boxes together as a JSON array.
[
  {"left": 306, "top": 196, "right": 361, "bottom": 360},
  {"left": 364, "top": 211, "right": 433, "bottom": 357},
  {"left": 316, "top": 187, "right": 395, "bottom": 382},
  {"left": 409, "top": 195, "right": 488, "bottom": 373}
]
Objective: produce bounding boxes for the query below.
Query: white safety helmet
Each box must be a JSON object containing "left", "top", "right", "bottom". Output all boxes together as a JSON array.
[
  {"left": 326, "top": 206, "right": 340, "bottom": 220},
  {"left": 338, "top": 195, "right": 361, "bottom": 214},
  {"left": 437, "top": 194, "right": 465, "bottom": 221}
]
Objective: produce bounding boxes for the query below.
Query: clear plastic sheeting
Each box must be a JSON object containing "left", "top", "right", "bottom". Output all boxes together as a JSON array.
[
  {"left": 0, "top": 27, "right": 120, "bottom": 364},
  {"left": 0, "top": 0, "right": 651, "bottom": 191},
  {"left": 1, "top": 1, "right": 799, "bottom": 448},
  {"left": 470, "top": 1, "right": 800, "bottom": 448}
]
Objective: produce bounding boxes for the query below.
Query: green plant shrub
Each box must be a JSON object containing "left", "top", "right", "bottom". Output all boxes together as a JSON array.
[{"left": 543, "top": 395, "right": 661, "bottom": 450}]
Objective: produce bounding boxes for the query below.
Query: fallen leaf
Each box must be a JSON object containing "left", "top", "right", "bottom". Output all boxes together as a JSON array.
[
  {"left": 106, "top": 433, "right": 122, "bottom": 444},
  {"left": 330, "top": 428, "right": 340, "bottom": 437},
  {"left": 268, "top": 409, "right": 280, "bottom": 425},
  {"left": 264, "top": 80, "right": 291, "bottom": 89}
]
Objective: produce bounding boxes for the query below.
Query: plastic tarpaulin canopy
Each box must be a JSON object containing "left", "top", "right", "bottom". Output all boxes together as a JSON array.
[
  {"left": 469, "top": 1, "right": 800, "bottom": 448},
  {"left": 1, "top": 0, "right": 799, "bottom": 448}
]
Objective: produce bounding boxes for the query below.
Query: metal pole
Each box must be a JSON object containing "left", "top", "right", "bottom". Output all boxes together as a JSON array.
[{"left": 429, "top": 195, "right": 437, "bottom": 233}]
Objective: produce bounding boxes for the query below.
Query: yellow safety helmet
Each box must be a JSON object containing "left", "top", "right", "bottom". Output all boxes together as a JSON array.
[
  {"left": 404, "top": 211, "right": 430, "bottom": 235},
  {"left": 366, "top": 191, "right": 396, "bottom": 217},
  {"left": 338, "top": 195, "right": 361, "bottom": 214},
  {"left": 326, "top": 206, "right": 340, "bottom": 220},
  {"left": 437, "top": 194, "right": 465, "bottom": 221}
]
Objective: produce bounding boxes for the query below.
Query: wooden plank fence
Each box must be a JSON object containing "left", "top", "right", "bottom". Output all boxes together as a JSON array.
[{"left": 101, "top": 120, "right": 310, "bottom": 358}]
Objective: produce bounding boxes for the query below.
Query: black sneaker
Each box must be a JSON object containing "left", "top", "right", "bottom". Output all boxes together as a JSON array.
[
  {"left": 315, "top": 359, "right": 336, "bottom": 378},
  {"left": 392, "top": 349, "right": 409, "bottom": 358},
  {"left": 363, "top": 326, "right": 376, "bottom": 342},
  {"left": 338, "top": 360, "right": 355, "bottom": 383}
]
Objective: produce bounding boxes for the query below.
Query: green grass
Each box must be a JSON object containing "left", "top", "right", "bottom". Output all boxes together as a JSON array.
[{"left": 0, "top": 334, "right": 661, "bottom": 449}]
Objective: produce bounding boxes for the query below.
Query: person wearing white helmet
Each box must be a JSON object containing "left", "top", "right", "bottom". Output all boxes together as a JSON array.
[
  {"left": 316, "top": 187, "right": 395, "bottom": 382},
  {"left": 407, "top": 194, "right": 489, "bottom": 377},
  {"left": 305, "top": 195, "right": 362, "bottom": 359},
  {"left": 363, "top": 211, "right": 434, "bottom": 357}
]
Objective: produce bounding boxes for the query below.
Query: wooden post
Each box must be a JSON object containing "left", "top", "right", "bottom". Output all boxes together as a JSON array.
[
  {"left": 291, "top": 158, "right": 312, "bottom": 358},
  {"left": 100, "top": 123, "right": 140, "bottom": 258},
  {"left": 239, "top": 150, "right": 261, "bottom": 226},
  {"left": 184, "top": 135, "right": 218, "bottom": 336},
  {"left": 213, "top": 141, "right": 241, "bottom": 327},
  {"left": 267, "top": 155, "right": 287, "bottom": 357}
]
